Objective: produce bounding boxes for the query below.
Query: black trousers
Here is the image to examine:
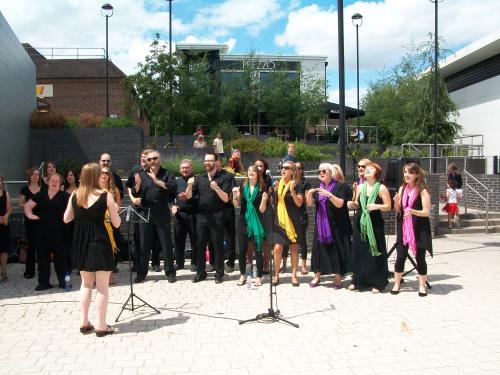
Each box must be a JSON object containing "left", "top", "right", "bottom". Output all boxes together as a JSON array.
[
  {"left": 195, "top": 212, "right": 224, "bottom": 278},
  {"left": 238, "top": 231, "right": 263, "bottom": 277},
  {"left": 138, "top": 218, "right": 175, "bottom": 277},
  {"left": 299, "top": 214, "right": 308, "bottom": 260},
  {"left": 24, "top": 219, "right": 37, "bottom": 275},
  {"left": 174, "top": 211, "right": 197, "bottom": 267},
  {"left": 395, "top": 245, "right": 428, "bottom": 275},
  {"left": 223, "top": 206, "right": 236, "bottom": 266},
  {"left": 37, "top": 231, "right": 67, "bottom": 287}
]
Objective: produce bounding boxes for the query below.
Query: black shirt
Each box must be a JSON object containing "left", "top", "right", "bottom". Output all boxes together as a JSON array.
[
  {"left": 175, "top": 174, "right": 196, "bottom": 213},
  {"left": 137, "top": 167, "right": 176, "bottom": 220},
  {"left": 191, "top": 170, "right": 232, "bottom": 213},
  {"left": 238, "top": 184, "right": 264, "bottom": 224},
  {"left": 112, "top": 172, "right": 124, "bottom": 199},
  {"left": 20, "top": 185, "right": 40, "bottom": 217},
  {"left": 31, "top": 190, "right": 69, "bottom": 232},
  {"left": 220, "top": 169, "right": 236, "bottom": 208},
  {"left": 126, "top": 164, "right": 144, "bottom": 189}
]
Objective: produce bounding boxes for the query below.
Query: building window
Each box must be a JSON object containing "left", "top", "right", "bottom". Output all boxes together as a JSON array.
[{"left": 37, "top": 100, "right": 50, "bottom": 113}]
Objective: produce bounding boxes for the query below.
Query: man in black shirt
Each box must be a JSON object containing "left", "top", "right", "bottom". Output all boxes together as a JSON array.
[
  {"left": 134, "top": 150, "right": 176, "bottom": 283},
  {"left": 186, "top": 152, "right": 231, "bottom": 283},
  {"left": 172, "top": 159, "right": 197, "bottom": 271},
  {"left": 216, "top": 159, "right": 236, "bottom": 273},
  {"left": 100, "top": 153, "right": 124, "bottom": 199}
]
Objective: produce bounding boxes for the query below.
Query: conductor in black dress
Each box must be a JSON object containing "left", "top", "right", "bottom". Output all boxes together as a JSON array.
[
  {"left": 186, "top": 152, "right": 231, "bottom": 283},
  {"left": 134, "top": 150, "right": 177, "bottom": 283}
]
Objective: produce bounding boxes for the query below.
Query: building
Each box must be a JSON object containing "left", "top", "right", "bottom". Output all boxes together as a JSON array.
[
  {"left": 441, "top": 31, "right": 500, "bottom": 172},
  {"left": 0, "top": 12, "right": 36, "bottom": 180},
  {"left": 23, "top": 44, "right": 144, "bottom": 128}
]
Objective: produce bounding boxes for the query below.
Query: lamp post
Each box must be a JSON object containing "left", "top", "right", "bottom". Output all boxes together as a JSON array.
[
  {"left": 167, "top": 0, "right": 174, "bottom": 143},
  {"left": 351, "top": 12, "right": 363, "bottom": 142},
  {"left": 337, "top": 0, "right": 346, "bottom": 172},
  {"left": 101, "top": 3, "right": 113, "bottom": 118},
  {"left": 324, "top": 61, "right": 328, "bottom": 135},
  {"left": 429, "top": 0, "right": 442, "bottom": 173}
]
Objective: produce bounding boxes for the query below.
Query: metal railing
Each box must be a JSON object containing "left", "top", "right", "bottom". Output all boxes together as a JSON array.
[
  {"left": 463, "top": 170, "right": 493, "bottom": 233},
  {"left": 401, "top": 142, "right": 484, "bottom": 157}
]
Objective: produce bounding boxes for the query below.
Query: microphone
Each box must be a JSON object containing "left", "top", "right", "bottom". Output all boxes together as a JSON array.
[
  {"left": 126, "top": 207, "right": 130, "bottom": 223},
  {"left": 265, "top": 170, "right": 275, "bottom": 192}
]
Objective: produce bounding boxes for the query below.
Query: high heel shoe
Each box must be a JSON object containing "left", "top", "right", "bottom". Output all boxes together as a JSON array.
[
  {"left": 390, "top": 287, "right": 400, "bottom": 295},
  {"left": 418, "top": 290, "right": 428, "bottom": 297},
  {"left": 309, "top": 278, "right": 320, "bottom": 288}
]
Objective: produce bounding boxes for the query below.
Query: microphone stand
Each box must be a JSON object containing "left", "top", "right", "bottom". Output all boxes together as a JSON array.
[
  {"left": 115, "top": 205, "right": 160, "bottom": 322},
  {"left": 239, "top": 176, "right": 299, "bottom": 328}
]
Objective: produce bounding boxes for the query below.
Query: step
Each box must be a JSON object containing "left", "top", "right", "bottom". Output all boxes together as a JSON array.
[
  {"left": 438, "top": 218, "right": 500, "bottom": 228},
  {"left": 439, "top": 226, "right": 499, "bottom": 235},
  {"left": 438, "top": 212, "right": 500, "bottom": 220}
]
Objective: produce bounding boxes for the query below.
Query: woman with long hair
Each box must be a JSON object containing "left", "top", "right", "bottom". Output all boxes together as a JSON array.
[
  {"left": 348, "top": 162, "right": 391, "bottom": 293},
  {"left": 232, "top": 165, "right": 268, "bottom": 286},
  {"left": 41, "top": 161, "right": 57, "bottom": 189},
  {"left": 392, "top": 162, "right": 433, "bottom": 297},
  {"left": 19, "top": 168, "right": 41, "bottom": 279},
  {"left": 270, "top": 160, "right": 304, "bottom": 286},
  {"left": 64, "top": 163, "right": 120, "bottom": 337},
  {"left": 99, "top": 166, "right": 121, "bottom": 284},
  {"left": 0, "top": 175, "right": 12, "bottom": 282},
  {"left": 64, "top": 169, "right": 79, "bottom": 194},
  {"left": 254, "top": 159, "right": 272, "bottom": 274},
  {"left": 307, "top": 163, "right": 352, "bottom": 288},
  {"left": 25, "top": 173, "right": 69, "bottom": 291}
]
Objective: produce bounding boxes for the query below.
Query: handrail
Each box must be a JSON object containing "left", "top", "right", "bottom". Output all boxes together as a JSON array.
[{"left": 463, "top": 169, "right": 492, "bottom": 233}]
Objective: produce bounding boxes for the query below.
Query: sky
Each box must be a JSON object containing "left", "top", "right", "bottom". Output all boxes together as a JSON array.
[{"left": 1, "top": 0, "right": 499, "bottom": 107}]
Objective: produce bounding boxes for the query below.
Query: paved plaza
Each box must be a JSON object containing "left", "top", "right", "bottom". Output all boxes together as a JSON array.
[{"left": 1, "top": 233, "right": 500, "bottom": 375}]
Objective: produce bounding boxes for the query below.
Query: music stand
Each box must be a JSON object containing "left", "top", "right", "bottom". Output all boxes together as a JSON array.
[
  {"left": 239, "top": 182, "right": 299, "bottom": 328},
  {"left": 115, "top": 205, "right": 160, "bottom": 322},
  {"left": 387, "top": 243, "right": 432, "bottom": 289}
]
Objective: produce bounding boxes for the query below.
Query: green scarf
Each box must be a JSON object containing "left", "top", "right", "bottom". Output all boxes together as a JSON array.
[
  {"left": 359, "top": 181, "right": 381, "bottom": 256},
  {"left": 244, "top": 183, "right": 265, "bottom": 252}
]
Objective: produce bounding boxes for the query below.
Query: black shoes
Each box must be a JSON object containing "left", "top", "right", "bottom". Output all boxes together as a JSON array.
[
  {"left": 192, "top": 272, "right": 207, "bottom": 283},
  {"left": 24, "top": 272, "right": 35, "bottom": 279},
  {"left": 35, "top": 283, "right": 53, "bottom": 291},
  {"left": 418, "top": 290, "right": 428, "bottom": 297},
  {"left": 167, "top": 275, "right": 177, "bottom": 283},
  {"left": 390, "top": 288, "right": 400, "bottom": 295},
  {"left": 224, "top": 263, "right": 234, "bottom": 273},
  {"left": 215, "top": 276, "right": 223, "bottom": 284},
  {"left": 134, "top": 275, "right": 145, "bottom": 283},
  {"left": 153, "top": 265, "right": 161, "bottom": 272},
  {"left": 175, "top": 264, "right": 185, "bottom": 271}
]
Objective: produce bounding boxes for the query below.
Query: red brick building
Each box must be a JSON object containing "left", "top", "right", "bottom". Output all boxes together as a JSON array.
[{"left": 23, "top": 44, "right": 146, "bottom": 131}]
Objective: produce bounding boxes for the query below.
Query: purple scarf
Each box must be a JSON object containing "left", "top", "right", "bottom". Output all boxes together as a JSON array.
[{"left": 316, "top": 179, "right": 336, "bottom": 244}]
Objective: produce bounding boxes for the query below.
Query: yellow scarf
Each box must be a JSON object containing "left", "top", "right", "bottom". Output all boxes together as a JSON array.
[
  {"left": 277, "top": 178, "right": 297, "bottom": 242},
  {"left": 103, "top": 189, "right": 118, "bottom": 253}
]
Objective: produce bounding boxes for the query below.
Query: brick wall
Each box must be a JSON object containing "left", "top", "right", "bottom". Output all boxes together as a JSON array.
[
  {"left": 458, "top": 174, "right": 500, "bottom": 211},
  {"left": 30, "top": 128, "right": 143, "bottom": 176}
]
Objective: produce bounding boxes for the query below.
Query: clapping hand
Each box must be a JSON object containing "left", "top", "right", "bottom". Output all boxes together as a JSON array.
[
  {"left": 290, "top": 180, "right": 297, "bottom": 192},
  {"left": 210, "top": 181, "right": 219, "bottom": 191}
]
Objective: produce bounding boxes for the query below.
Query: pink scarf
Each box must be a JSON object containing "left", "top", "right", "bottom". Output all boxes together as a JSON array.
[{"left": 402, "top": 185, "right": 419, "bottom": 256}]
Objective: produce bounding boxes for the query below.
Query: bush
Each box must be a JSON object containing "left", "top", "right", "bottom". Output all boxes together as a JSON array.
[
  {"left": 79, "top": 113, "right": 102, "bottom": 128},
  {"left": 99, "top": 118, "right": 136, "bottom": 128},
  {"left": 207, "top": 122, "right": 240, "bottom": 144},
  {"left": 228, "top": 137, "right": 263, "bottom": 153},
  {"left": 262, "top": 138, "right": 287, "bottom": 157},
  {"left": 261, "top": 138, "right": 327, "bottom": 161},
  {"left": 30, "top": 111, "right": 66, "bottom": 129},
  {"left": 65, "top": 118, "right": 80, "bottom": 128},
  {"left": 162, "top": 156, "right": 204, "bottom": 176}
]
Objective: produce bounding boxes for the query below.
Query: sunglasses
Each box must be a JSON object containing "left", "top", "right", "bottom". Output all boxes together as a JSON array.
[
  {"left": 101, "top": 171, "right": 110, "bottom": 175},
  {"left": 101, "top": 160, "right": 111, "bottom": 163},
  {"left": 147, "top": 156, "right": 159, "bottom": 162},
  {"left": 282, "top": 166, "right": 295, "bottom": 171},
  {"left": 318, "top": 169, "right": 328, "bottom": 174},
  {"left": 357, "top": 165, "right": 366, "bottom": 169}
]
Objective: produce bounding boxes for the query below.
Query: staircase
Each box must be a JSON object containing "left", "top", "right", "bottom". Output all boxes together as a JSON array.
[{"left": 438, "top": 209, "right": 500, "bottom": 234}]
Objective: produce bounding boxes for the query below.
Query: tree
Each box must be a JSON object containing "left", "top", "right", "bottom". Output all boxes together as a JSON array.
[{"left": 362, "top": 34, "right": 460, "bottom": 148}]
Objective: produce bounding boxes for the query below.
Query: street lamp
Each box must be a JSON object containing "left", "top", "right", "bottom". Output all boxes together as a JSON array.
[
  {"left": 167, "top": 0, "right": 173, "bottom": 56},
  {"left": 337, "top": 0, "right": 346, "bottom": 172},
  {"left": 101, "top": 3, "right": 113, "bottom": 118},
  {"left": 429, "top": 0, "right": 443, "bottom": 173},
  {"left": 324, "top": 61, "right": 328, "bottom": 135},
  {"left": 351, "top": 12, "right": 363, "bottom": 142}
]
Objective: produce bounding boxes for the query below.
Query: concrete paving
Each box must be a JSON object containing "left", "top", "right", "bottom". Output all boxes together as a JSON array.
[{"left": 1, "top": 234, "right": 500, "bottom": 375}]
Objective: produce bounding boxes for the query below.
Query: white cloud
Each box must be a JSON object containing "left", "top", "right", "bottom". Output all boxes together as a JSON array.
[
  {"left": 191, "top": 0, "right": 284, "bottom": 37},
  {"left": 329, "top": 87, "right": 368, "bottom": 109},
  {"left": 0, "top": 0, "right": 189, "bottom": 74},
  {"left": 275, "top": 0, "right": 500, "bottom": 71},
  {"left": 179, "top": 35, "right": 237, "bottom": 52}
]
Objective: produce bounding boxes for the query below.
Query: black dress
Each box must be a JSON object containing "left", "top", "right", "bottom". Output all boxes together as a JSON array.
[
  {"left": 270, "top": 180, "right": 304, "bottom": 245},
  {"left": 351, "top": 195, "right": 389, "bottom": 291},
  {"left": 311, "top": 182, "right": 352, "bottom": 275},
  {"left": 396, "top": 194, "right": 433, "bottom": 256},
  {"left": 19, "top": 185, "right": 39, "bottom": 274},
  {"left": 71, "top": 193, "right": 115, "bottom": 272},
  {"left": 0, "top": 191, "right": 10, "bottom": 252}
]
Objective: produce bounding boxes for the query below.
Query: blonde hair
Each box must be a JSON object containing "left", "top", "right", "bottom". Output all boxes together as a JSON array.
[
  {"left": 331, "top": 164, "right": 345, "bottom": 182},
  {"left": 76, "top": 163, "right": 102, "bottom": 207},
  {"left": 318, "top": 162, "right": 334, "bottom": 175},
  {"left": 100, "top": 167, "right": 120, "bottom": 202}
]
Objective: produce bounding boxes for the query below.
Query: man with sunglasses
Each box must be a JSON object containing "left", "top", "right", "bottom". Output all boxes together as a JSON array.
[
  {"left": 99, "top": 153, "right": 124, "bottom": 199},
  {"left": 133, "top": 151, "right": 177, "bottom": 283},
  {"left": 185, "top": 152, "right": 231, "bottom": 283}
]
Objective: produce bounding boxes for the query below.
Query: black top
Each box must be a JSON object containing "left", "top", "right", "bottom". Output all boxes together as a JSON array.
[
  {"left": 136, "top": 167, "right": 176, "bottom": 220},
  {"left": 175, "top": 174, "right": 196, "bottom": 213},
  {"left": 20, "top": 185, "right": 40, "bottom": 217},
  {"left": 126, "top": 164, "right": 144, "bottom": 189},
  {"left": 0, "top": 191, "right": 7, "bottom": 216},
  {"left": 396, "top": 191, "right": 433, "bottom": 256},
  {"left": 313, "top": 182, "right": 351, "bottom": 236},
  {"left": 238, "top": 184, "right": 264, "bottom": 225},
  {"left": 220, "top": 170, "right": 236, "bottom": 208},
  {"left": 31, "top": 190, "right": 69, "bottom": 232},
  {"left": 448, "top": 172, "right": 463, "bottom": 189},
  {"left": 191, "top": 170, "right": 233, "bottom": 213},
  {"left": 112, "top": 172, "right": 124, "bottom": 199},
  {"left": 298, "top": 178, "right": 311, "bottom": 218},
  {"left": 274, "top": 178, "right": 305, "bottom": 222}
]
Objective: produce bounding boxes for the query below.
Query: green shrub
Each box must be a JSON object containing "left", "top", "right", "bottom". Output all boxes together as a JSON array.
[
  {"left": 381, "top": 148, "right": 401, "bottom": 158},
  {"left": 162, "top": 156, "right": 204, "bottom": 176},
  {"left": 207, "top": 122, "right": 240, "bottom": 144},
  {"left": 65, "top": 118, "right": 81, "bottom": 128},
  {"left": 261, "top": 138, "right": 327, "bottom": 161},
  {"left": 99, "top": 118, "right": 136, "bottom": 128},
  {"left": 262, "top": 138, "right": 288, "bottom": 157},
  {"left": 228, "top": 137, "right": 263, "bottom": 153},
  {"left": 79, "top": 113, "right": 102, "bottom": 128}
]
